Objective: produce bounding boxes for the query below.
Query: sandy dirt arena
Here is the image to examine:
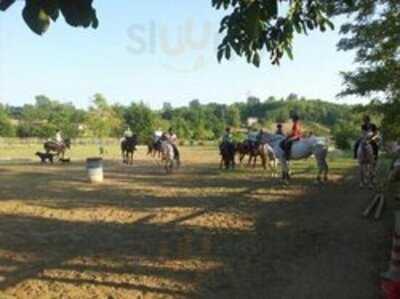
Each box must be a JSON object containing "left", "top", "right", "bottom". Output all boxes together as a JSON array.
[{"left": 0, "top": 145, "right": 397, "bottom": 298}]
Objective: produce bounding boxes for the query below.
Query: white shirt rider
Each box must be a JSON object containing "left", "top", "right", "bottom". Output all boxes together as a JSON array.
[
  {"left": 55, "top": 131, "right": 63, "bottom": 144},
  {"left": 167, "top": 132, "right": 177, "bottom": 145},
  {"left": 154, "top": 130, "right": 163, "bottom": 142}
]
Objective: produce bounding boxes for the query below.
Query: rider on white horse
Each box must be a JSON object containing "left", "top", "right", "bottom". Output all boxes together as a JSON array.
[
  {"left": 166, "top": 128, "right": 181, "bottom": 166},
  {"left": 264, "top": 117, "right": 328, "bottom": 182},
  {"left": 282, "top": 115, "right": 302, "bottom": 160},
  {"left": 354, "top": 115, "right": 379, "bottom": 160}
]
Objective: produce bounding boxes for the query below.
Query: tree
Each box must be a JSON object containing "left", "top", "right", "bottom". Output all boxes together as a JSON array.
[
  {"left": 337, "top": 1, "right": 400, "bottom": 139},
  {"left": 0, "top": 105, "right": 15, "bottom": 136},
  {"left": 161, "top": 102, "right": 173, "bottom": 120},
  {"left": 123, "top": 102, "right": 156, "bottom": 143},
  {"left": 0, "top": 0, "right": 98, "bottom": 35},
  {"left": 226, "top": 105, "right": 241, "bottom": 128},
  {"left": 1, "top": 1, "right": 355, "bottom": 65},
  {"left": 85, "top": 94, "right": 121, "bottom": 138},
  {"left": 14, "top": 95, "right": 84, "bottom": 138}
]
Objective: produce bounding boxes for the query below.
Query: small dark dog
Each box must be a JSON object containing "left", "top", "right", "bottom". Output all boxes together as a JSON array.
[
  {"left": 59, "top": 158, "right": 71, "bottom": 163},
  {"left": 36, "top": 152, "right": 54, "bottom": 164}
]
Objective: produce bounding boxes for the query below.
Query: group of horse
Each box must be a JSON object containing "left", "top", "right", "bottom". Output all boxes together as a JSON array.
[
  {"left": 121, "top": 135, "right": 178, "bottom": 173},
  {"left": 220, "top": 133, "right": 329, "bottom": 183},
  {"left": 42, "top": 133, "right": 398, "bottom": 186}
]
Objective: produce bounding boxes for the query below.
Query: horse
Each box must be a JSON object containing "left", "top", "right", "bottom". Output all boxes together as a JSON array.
[
  {"left": 44, "top": 138, "right": 71, "bottom": 159},
  {"left": 160, "top": 140, "right": 177, "bottom": 173},
  {"left": 257, "top": 143, "right": 279, "bottom": 177},
  {"left": 147, "top": 140, "right": 162, "bottom": 158},
  {"left": 265, "top": 134, "right": 329, "bottom": 183},
  {"left": 356, "top": 135, "right": 377, "bottom": 188},
  {"left": 121, "top": 135, "right": 138, "bottom": 165},
  {"left": 219, "top": 142, "right": 236, "bottom": 170},
  {"left": 236, "top": 141, "right": 277, "bottom": 174},
  {"left": 236, "top": 141, "right": 262, "bottom": 167}
]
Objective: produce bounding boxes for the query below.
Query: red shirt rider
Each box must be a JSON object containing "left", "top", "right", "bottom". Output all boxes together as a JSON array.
[{"left": 289, "top": 117, "right": 302, "bottom": 139}]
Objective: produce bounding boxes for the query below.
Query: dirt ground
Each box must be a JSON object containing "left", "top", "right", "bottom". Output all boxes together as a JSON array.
[{"left": 0, "top": 146, "right": 398, "bottom": 299}]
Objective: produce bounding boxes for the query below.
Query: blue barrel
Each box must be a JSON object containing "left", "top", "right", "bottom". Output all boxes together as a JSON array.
[{"left": 86, "top": 157, "right": 103, "bottom": 183}]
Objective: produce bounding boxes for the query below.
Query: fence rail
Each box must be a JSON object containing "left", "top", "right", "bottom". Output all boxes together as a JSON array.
[
  {"left": 0, "top": 138, "right": 218, "bottom": 147},
  {"left": 0, "top": 138, "right": 121, "bottom": 146}
]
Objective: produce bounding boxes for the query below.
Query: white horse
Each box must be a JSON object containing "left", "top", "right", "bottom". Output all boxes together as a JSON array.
[
  {"left": 265, "top": 134, "right": 329, "bottom": 182},
  {"left": 259, "top": 143, "right": 279, "bottom": 177},
  {"left": 160, "top": 140, "right": 176, "bottom": 173},
  {"left": 357, "top": 135, "right": 377, "bottom": 188}
]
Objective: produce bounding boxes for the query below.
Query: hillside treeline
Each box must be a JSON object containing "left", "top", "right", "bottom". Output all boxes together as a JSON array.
[{"left": 0, "top": 93, "right": 374, "bottom": 149}]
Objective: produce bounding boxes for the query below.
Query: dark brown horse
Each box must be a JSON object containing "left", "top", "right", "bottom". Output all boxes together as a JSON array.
[
  {"left": 236, "top": 141, "right": 258, "bottom": 167},
  {"left": 236, "top": 141, "right": 276, "bottom": 172},
  {"left": 219, "top": 142, "right": 236, "bottom": 170},
  {"left": 121, "top": 136, "right": 138, "bottom": 165},
  {"left": 147, "top": 140, "right": 162, "bottom": 158},
  {"left": 44, "top": 139, "right": 71, "bottom": 159}
]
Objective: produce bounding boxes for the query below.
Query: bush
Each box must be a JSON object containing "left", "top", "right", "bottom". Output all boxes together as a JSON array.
[{"left": 332, "top": 123, "right": 359, "bottom": 150}]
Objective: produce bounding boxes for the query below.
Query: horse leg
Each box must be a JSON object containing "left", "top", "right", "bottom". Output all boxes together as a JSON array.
[
  {"left": 360, "top": 164, "right": 366, "bottom": 188},
  {"left": 253, "top": 155, "right": 258, "bottom": 169},
  {"left": 261, "top": 154, "right": 267, "bottom": 171},
  {"left": 281, "top": 159, "right": 290, "bottom": 183},
  {"left": 312, "top": 147, "right": 327, "bottom": 183},
  {"left": 247, "top": 155, "right": 252, "bottom": 168},
  {"left": 239, "top": 153, "right": 245, "bottom": 166}
]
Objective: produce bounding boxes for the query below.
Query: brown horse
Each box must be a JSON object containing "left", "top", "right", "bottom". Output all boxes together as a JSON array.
[
  {"left": 44, "top": 139, "right": 71, "bottom": 159},
  {"left": 236, "top": 141, "right": 264, "bottom": 168},
  {"left": 236, "top": 141, "right": 277, "bottom": 174}
]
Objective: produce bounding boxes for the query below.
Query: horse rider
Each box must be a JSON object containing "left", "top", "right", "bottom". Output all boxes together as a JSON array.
[
  {"left": 120, "top": 127, "right": 133, "bottom": 145},
  {"left": 282, "top": 114, "right": 302, "bottom": 160},
  {"left": 220, "top": 127, "right": 235, "bottom": 155},
  {"left": 256, "top": 128, "right": 267, "bottom": 148},
  {"left": 123, "top": 126, "right": 133, "bottom": 139},
  {"left": 246, "top": 128, "right": 258, "bottom": 153},
  {"left": 275, "top": 123, "right": 285, "bottom": 136},
  {"left": 222, "top": 127, "right": 233, "bottom": 144},
  {"left": 166, "top": 128, "right": 181, "bottom": 166},
  {"left": 154, "top": 128, "right": 162, "bottom": 142},
  {"left": 152, "top": 128, "right": 163, "bottom": 148},
  {"left": 54, "top": 130, "right": 64, "bottom": 146},
  {"left": 354, "top": 115, "right": 380, "bottom": 160}
]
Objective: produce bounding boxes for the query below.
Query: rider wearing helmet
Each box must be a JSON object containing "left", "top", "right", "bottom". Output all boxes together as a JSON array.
[
  {"left": 222, "top": 127, "right": 233, "bottom": 144},
  {"left": 247, "top": 127, "right": 258, "bottom": 153},
  {"left": 221, "top": 127, "right": 235, "bottom": 156},
  {"left": 166, "top": 128, "right": 180, "bottom": 166},
  {"left": 275, "top": 123, "right": 285, "bottom": 136},
  {"left": 55, "top": 130, "right": 64, "bottom": 146},
  {"left": 354, "top": 115, "right": 379, "bottom": 160},
  {"left": 122, "top": 126, "right": 133, "bottom": 141},
  {"left": 283, "top": 114, "right": 302, "bottom": 160},
  {"left": 256, "top": 128, "right": 266, "bottom": 148}
]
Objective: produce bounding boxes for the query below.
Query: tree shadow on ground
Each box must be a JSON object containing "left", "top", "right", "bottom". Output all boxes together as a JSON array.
[{"left": 0, "top": 159, "right": 394, "bottom": 298}]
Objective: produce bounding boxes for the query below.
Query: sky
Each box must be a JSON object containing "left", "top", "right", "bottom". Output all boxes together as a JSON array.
[{"left": 0, "top": 1, "right": 361, "bottom": 109}]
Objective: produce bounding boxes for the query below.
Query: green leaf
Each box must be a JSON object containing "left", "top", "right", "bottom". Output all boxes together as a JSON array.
[
  {"left": 22, "top": 2, "right": 50, "bottom": 35},
  {"left": 217, "top": 49, "right": 224, "bottom": 62},
  {"left": 253, "top": 52, "right": 260, "bottom": 67},
  {"left": 225, "top": 46, "right": 231, "bottom": 60},
  {"left": 0, "top": 0, "right": 15, "bottom": 11}
]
